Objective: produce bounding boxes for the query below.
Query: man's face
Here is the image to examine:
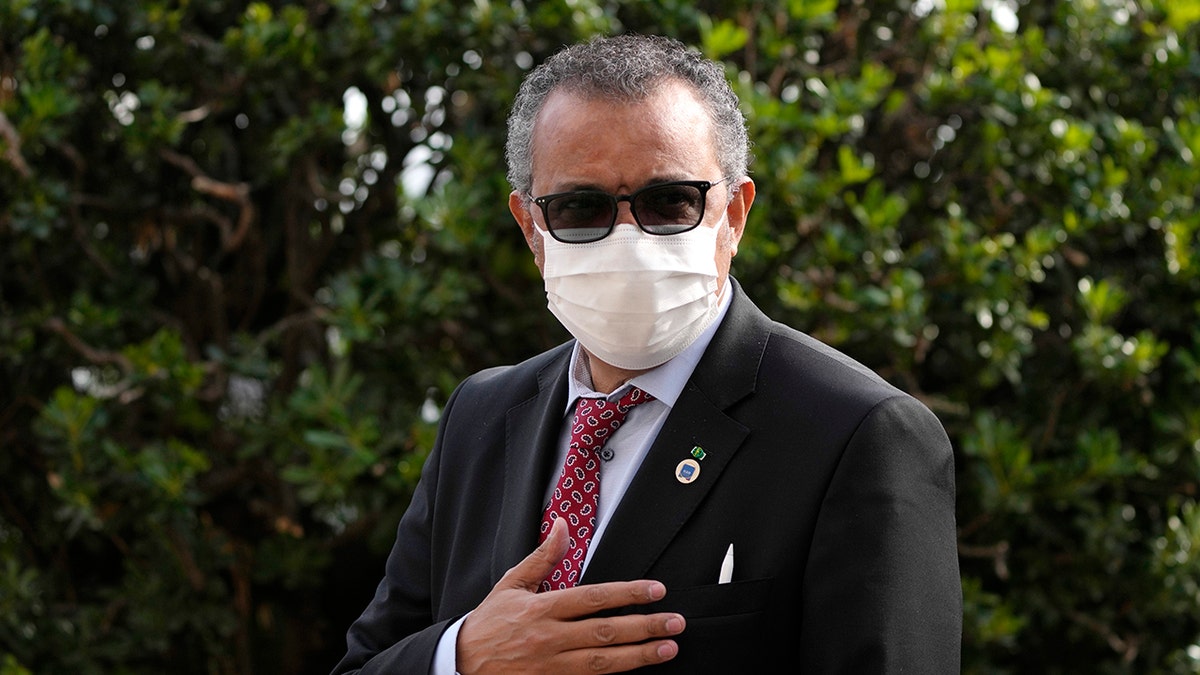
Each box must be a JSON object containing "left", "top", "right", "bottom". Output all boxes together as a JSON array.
[{"left": 509, "top": 80, "right": 755, "bottom": 295}]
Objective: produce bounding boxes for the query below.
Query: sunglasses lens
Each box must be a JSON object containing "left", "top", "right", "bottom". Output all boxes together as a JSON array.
[
  {"left": 538, "top": 181, "right": 714, "bottom": 242},
  {"left": 633, "top": 184, "right": 705, "bottom": 234},
  {"left": 545, "top": 193, "right": 614, "bottom": 242}
]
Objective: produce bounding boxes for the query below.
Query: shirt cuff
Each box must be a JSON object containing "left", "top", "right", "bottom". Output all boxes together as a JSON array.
[{"left": 432, "top": 613, "right": 469, "bottom": 675}]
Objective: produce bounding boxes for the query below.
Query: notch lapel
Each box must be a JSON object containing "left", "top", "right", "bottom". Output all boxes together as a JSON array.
[
  {"left": 491, "top": 348, "right": 572, "bottom": 580},
  {"left": 581, "top": 383, "right": 750, "bottom": 583}
]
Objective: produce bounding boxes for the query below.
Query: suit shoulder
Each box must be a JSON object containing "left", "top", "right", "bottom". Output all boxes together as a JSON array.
[
  {"left": 753, "top": 321, "right": 949, "bottom": 450},
  {"left": 761, "top": 320, "right": 907, "bottom": 404},
  {"left": 453, "top": 341, "right": 571, "bottom": 405}
]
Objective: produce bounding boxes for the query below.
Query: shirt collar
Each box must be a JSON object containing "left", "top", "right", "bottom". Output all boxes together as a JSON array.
[{"left": 564, "top": 283, "right": 734, "bottom": 413}]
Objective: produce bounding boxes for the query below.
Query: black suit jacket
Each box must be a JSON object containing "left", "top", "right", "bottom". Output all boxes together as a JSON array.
[{"left": 333, "top": 281, "right": 961, "bottom": 673}]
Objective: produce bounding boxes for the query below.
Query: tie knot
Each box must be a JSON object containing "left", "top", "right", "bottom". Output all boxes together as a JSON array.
[{"left": 570, "top": 387, "right": 653, "bottom": 456}]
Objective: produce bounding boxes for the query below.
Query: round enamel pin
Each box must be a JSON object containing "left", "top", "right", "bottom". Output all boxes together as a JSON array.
[{"left": 675, "top": 458, "right": 701, "bottom": 484}]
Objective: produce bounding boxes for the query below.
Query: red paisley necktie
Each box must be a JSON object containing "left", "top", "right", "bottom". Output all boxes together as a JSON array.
[{"left": 538, "top": 386, "right": 654, "bottom": 592}]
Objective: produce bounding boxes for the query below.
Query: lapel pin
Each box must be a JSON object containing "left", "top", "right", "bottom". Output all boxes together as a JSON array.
[
  {"left": 676, "top": 446, "right": 707, "bottom": 484},
  {"left": 675, "top": 458, "right": 701, "bottom": 484}
]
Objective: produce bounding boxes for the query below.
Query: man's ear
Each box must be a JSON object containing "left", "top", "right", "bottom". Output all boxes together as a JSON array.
[
  {"left": 724, "top": 178, "right": 756, "bottom": 257},
  {"left": 510, "top": 190, "right": 544, "bottom": 272}
]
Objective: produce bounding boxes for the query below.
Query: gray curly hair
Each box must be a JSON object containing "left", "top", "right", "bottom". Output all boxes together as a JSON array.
[{"left": 505, "top": 34, "right": 751, "bottom": 198}]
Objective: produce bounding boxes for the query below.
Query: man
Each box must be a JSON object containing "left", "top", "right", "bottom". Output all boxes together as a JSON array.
[{"left": 333, "top": 33, "right": 960, "bottom": 674}]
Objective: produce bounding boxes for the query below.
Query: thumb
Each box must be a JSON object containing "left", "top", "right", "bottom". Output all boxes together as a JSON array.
[{"left": 498, "top": 516, "right": 568, "bottom": 592}]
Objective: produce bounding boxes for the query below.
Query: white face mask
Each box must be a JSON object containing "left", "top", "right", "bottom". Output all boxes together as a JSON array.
[{"left": 539, "top": 219, "right": 725, "bottom": 370}]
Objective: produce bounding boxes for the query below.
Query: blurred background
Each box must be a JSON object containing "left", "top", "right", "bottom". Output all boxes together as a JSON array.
[{"left": 2, "top": 1, "right": 1198, "bottom": 673}]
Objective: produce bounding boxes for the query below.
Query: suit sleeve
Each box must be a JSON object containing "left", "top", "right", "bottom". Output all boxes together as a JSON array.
[
  {"left": 799, "top": 394, "right": 962, "bottom": 672},
  {"left": 329, "top": 385, "right": 466, "bottom": 674}
]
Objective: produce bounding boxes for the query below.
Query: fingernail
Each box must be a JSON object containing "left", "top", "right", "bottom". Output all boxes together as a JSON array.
[
  {"left": 647, "top": 582, "right": 666, "bottom": 600},
  {"left": 666, "top": 616, "right": 684, "bottom": 633},
  {"left": 657, "top": 642, "right": 678, "bottom": 659}
]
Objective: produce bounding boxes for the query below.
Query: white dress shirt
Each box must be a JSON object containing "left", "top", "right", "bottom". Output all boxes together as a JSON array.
[{"left": 432, "top": 289, "right": 733, "bottom": 673}]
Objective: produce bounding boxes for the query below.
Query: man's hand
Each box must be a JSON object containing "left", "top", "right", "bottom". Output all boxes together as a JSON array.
[{"left": 456, "top": 517, "right": 685, "bottom": 674}]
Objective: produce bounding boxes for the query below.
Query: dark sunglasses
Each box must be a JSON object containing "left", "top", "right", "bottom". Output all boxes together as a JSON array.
[{"left": 531, "top": 178, "right": 729, "bottom": 243}]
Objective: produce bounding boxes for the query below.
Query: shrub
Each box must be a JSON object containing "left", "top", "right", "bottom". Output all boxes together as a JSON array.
[{"left": 2, "top": 1, "right": 1197, "bottom": 672}]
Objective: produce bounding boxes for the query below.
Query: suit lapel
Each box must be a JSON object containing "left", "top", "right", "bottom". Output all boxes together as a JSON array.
[
  {"left": 582, "top": 282, "right": 772, "bottom": 583},
  {"left": 491, "top": 347, "right": 572, "bottom": 580},
  {"left": 581, "top": 383, "right": 750, "bottom": 583}
]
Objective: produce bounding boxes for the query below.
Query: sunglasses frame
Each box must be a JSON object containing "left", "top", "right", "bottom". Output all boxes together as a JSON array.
[{"left": 531, "top": 178, "right": 729, "bottom": 243}]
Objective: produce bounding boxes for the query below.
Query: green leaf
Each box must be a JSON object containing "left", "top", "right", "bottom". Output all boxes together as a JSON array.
[{"left": 700, "top": 18, "right": 748, "bottom": 60}]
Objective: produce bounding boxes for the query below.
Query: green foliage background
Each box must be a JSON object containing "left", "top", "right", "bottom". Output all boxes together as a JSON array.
[{"left": 2, "top": 1, "right": 1199, "bottom": 673}]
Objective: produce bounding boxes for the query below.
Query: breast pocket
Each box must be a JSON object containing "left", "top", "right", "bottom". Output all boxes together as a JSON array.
[
  {"left": 651, "top": 577, "right": 773, "bottom": 619},
  {"left": 630, "top": 577, "right": 776, "bottom": 673}
]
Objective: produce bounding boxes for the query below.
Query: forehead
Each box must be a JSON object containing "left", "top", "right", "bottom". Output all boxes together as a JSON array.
[{"left": 529, "top": 81, "right": 720, "bottom": 193}]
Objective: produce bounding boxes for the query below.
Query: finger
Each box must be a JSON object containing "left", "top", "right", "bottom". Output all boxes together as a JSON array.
[
  {"left": 555, "top": 639, "right": 682, "bottom": 674},
  {"left": 544, "top": 578, "right": 669, "bottom": 619},
  {"left": 565, "top": 612, "right": 686, "bottom": 649},
  {"left": 496, "top": 516, "right": 569, "bottom": 592}
]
